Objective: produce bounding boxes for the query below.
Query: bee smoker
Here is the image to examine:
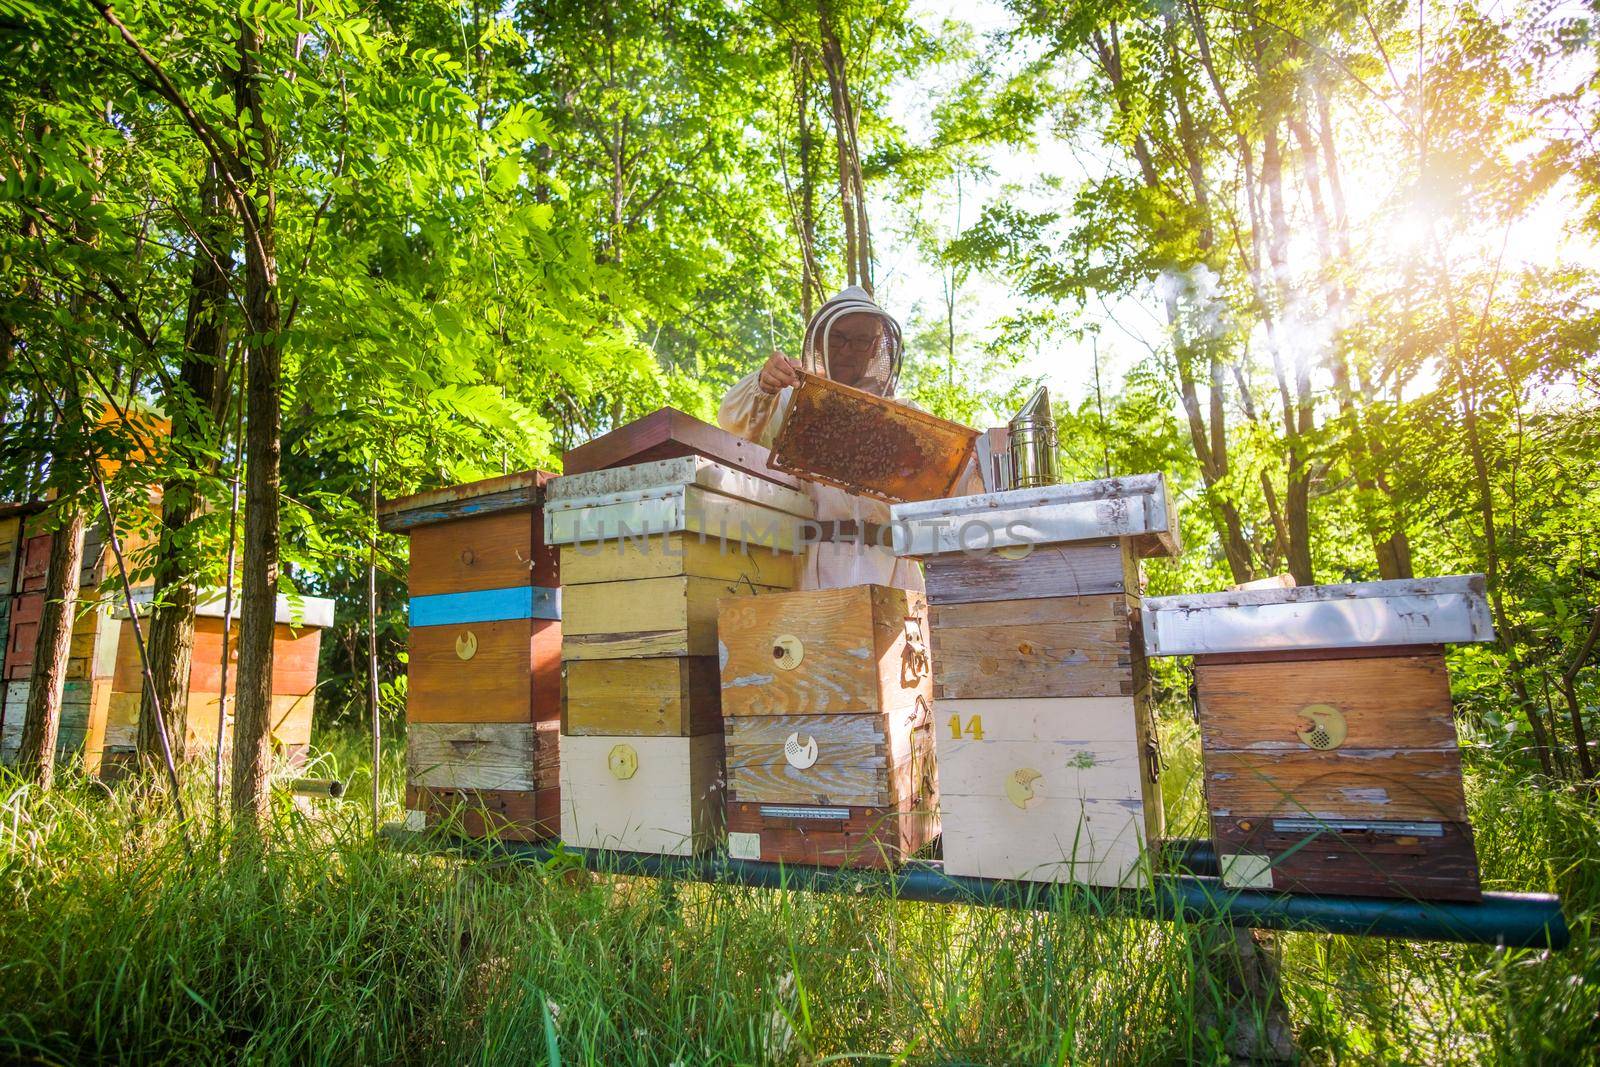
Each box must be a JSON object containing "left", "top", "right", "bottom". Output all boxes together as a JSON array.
[{"left": 1007, "top": 386, "right": 1058, "bottom": 489}]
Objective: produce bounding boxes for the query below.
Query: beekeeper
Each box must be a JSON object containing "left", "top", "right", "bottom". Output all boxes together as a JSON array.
[{"left": 718, "top": 285, "right": 926, "bottom": 592}]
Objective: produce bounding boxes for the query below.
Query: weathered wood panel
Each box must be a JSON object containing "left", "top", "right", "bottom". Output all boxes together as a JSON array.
[
  {"left": 0, "top": 682, "right": 23, "bottom": 763},
  {"left": 1196, "top": 654, "right": 1458, "bottom": 752},
  {"left": 4, "top": 592, "right": 41, "bottom": 679},
  {"left": 1143, "top": 575, "right": 1494, "bottom": 657},
  {"left": 1191, "top": 644, "right": 1443, "bottom": 666},
  {"left": 922, "top": 539, "right": 1139, "bottom": 605},
  {"left": 934, "top": 695, "right": 1160, "bottom": 885},
  {"left": 939, "top": 796, "right": 1148, "bottom": 887},
  {"left": 719, "top": 586, "right": 930, "bottom": 717},
  {"left": 562, "top": 575, "right": 782, "bottom": 661},
  {"left": 725, "top": 712, "right": 935, "bottom": 809},
  {"left": 930, "top": 595, "right": 1142, "bottom": 699},
  {"left": 268, "top": 692, "right": 315, "bottom": 746},
  {"left": 407, "top": 720, "right": 559, "bottom": 792},
  {"left": 548, "top": 455, "right": 811, "bottom": 513},
  {"left": 933, "top": 696, "right": 1143, "bottom": 745},
  {"left": 891, "top": 473, "right": 1180, "bottom": 559},
  {"left": 560, "top": 536, "right": 798, "bottom": 588},
  {"left": 173, "top": 619, "right": 322, "bottom": 697},
  {"left": 377, "top": 469, "right": 551, "bottom": 533},
  {"left": 405, "top": 784, "right": 560, "bottom": 842},
  {"left": 562, "top": 657, "right": 722, "bottom": 737},
  {"left": 1193, "top": 648, "right": 1477, "bottom": 898},
  {"left": 408, "top": 509, "right": 557, "bottom": 595},
  {"left": 407, "top": 618, "right": 560, "bottom": 723},
  {"left": 547, "top": 489, "right": 811, "bottom": 554},
  {"left": 104, "top": 690, "right": 315, "bottom": 761},
  {"left": 1213, "top": 818, "right": 1482, "bottom": 901},
  {"left": 559, "top": 732, "right": 725, "bottom": 855},
  {"left": 1203, "top": 749, "right": 1469, "bottom": 823},
  {"left": 0, "top": 679, "right": 91, "bottom": 765},
  {"left": 110, "top": 621, "right": 142, "bottom": 692},
  {"left": 18, "top": 533, "right": 50, "bottom": 592},
  {"left": 103, "top": 691, "right": 139, "bottom": 751},
  {"left": 80, "top": 677, "right": 113, "bottom": 774},
  {"left": 938, "top": 737, "right": 1146, "bottom": 803},
  {"left": 0, "top": 515, "right": 20, "bottom": 595},
  {"left": 726, "top": 802, "right": 937, "bottom": 868},
  {"left": 560, "top": 407, "right": 801, "bottom": 489}
]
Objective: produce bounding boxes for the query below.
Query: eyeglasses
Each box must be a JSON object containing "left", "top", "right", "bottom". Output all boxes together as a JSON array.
[{"left": 828, "top": 330, "right": 879, "bottom": 352}]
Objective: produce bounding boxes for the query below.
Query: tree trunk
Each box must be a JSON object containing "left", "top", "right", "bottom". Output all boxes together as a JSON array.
[
  {"left": 140, "top": 164, "right": 232, "bottom": 769},
  {"left": 17, "top": 505, "right": 87, "bottom": 789},
  {"left": 368, "top": 475, "right": 382, "bottom": 834},
  {"left": 1168, "top": 291, "right": 1254, "bottom": 584},
  {"left": 230, "top": 18, "right": 283, "bottom": 833},
  {"left": 818, "top": 7, "right": 872, "bottom": 294},
  {"left": 1098, "top": 18, "right": 1252, "bottom": 582},
  {"left": 1288, "top": 110, "right": 1412, "bottom": 580},
  {"left": 793, "top": 45, "right": 823, "bottom": 319},
  {"left": 1258, "top": 111, "right": 1314, "bottom": 586},
  {"left": 1186, "top": 1, "right": 1298, "bottom": 578}
]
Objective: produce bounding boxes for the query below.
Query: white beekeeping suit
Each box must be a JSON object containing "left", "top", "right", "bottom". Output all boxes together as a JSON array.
[{"left": 718, "top": 286, "right": 926, "bottom": 592}]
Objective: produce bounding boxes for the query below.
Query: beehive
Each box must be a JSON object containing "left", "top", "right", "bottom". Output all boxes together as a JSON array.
[
  {"left": 1143, "top": 576, "right": 1493, "bottom": 901},
  {"left": 718, "top": 585, "right": 938, "bottom": 867},
  {"left": 378, "top": 470, "right": 561, "bottom": 843},
  {"left": 1, "top": 406, "right": 169, "bottom": 768},
  {"left": 892, "top": 474, "right": 1180, "bottom": 886},
  {"left": 0, "top": 507, "right": 28, "bottom": 757},
  {"left": 545, "top": 441, "right": 811, "bottom": 855},
  {"left": 96, "top": 591, "right": 334, "bottom": 777},
  {"left": 2, "top": 512, "right": 123, "bottom": 769}
]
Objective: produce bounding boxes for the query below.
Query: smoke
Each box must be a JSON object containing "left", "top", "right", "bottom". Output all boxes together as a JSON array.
[{"left": 1155, "top": 264, "right": 1234, "bottom": 342}]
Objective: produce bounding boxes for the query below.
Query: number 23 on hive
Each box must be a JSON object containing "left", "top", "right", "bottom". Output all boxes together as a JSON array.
[{"left": 949, "top": 714, "right": 984, "bottom": 740}]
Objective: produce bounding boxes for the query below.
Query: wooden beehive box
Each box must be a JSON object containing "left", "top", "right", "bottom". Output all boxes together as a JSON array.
[
  {"left": 546, "top": 454, "right": 810, "bottom": 733},
  {"left": 891, "top": 475, "right": 1180, "bottom": 886},
  {"left": 96, "top": 591, "right": 333, "bottom": 777},
  {"left": 718, "top": 585, "right": 938, "bottom": 867},
  {"left": 1143, "top": 576, "right": 1495, "bottom": 901},
  {"left": 0, "top": 506, "right": 30, "bottom": 760},
  {"left": 379, "top": 470, "right": 561, "bottom": 842},
  {"left": 936, "top": 697, "right": 1159, "bottom": 886},
  {"left": 1, "top": 514, "right": 122, "bottom": 769},
  {"left": 545, "top": 434, "right": 812, "bottom": 856},
  {"left": 558, "top": 733, "right": 725, "bottom": 855}
]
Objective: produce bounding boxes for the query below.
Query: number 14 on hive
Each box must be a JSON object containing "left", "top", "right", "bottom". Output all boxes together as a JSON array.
[{"left": 949, "top": 714, "right": 984, "bottom": 740}]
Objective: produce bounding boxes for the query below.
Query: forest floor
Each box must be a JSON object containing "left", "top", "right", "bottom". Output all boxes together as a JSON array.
[{"left": 0, "top": 714, "right": 1594, "bottom": 1065}]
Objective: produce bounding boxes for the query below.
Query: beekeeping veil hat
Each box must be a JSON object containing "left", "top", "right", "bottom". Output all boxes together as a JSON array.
[{"left": 801, "top": 285, "right": 903, "bottom": 397}]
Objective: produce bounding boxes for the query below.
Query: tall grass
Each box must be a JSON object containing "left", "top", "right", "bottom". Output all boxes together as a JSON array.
[{"left": 0, "top": 720, "right": 1593, "bottom": 1065}]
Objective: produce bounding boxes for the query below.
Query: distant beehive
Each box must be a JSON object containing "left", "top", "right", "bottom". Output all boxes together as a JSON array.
[
  {"left": 96, "top": 590, "right": 334, "bottom": 778},
  {"left": 893, "top": 475, "right": 1180, "bottom": 887},
  {"left": 545, "top": 411, "right": 811, "bottom": 856},
  {"left": 1, "top": 405, "right": 173, "bottom": 769},
  {"left": 378, "top": 471, "right": 561, "bottom": 842},
  {"left": 718, "top": 584, "right": 939, "bottom": 868},
  {"left": 1143, "top": 576, "right": 1493, "bottom": 901},
  {"left": 1, "top": 505, "right": 124, "bottom": 769}
]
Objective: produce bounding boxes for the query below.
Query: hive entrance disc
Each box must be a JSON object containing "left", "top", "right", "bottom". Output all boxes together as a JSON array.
[
  {"left": 772, "top": 634, "right": 805, "bottom": 671},
  {"left": 1295, "top": 703, "right": 1347, "bottom": 750}
]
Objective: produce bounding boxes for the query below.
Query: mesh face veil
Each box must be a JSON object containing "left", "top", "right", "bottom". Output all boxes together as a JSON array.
[{"left": 800, "top": 286, "right": 904, "bottom": 397}]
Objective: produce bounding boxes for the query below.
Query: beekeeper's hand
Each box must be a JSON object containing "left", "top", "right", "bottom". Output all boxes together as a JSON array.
[{"left": 757, "top": 350, "right": 801, "bottom": 395}]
